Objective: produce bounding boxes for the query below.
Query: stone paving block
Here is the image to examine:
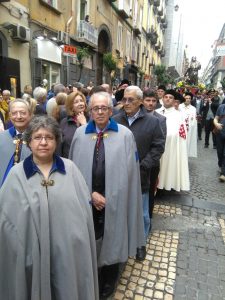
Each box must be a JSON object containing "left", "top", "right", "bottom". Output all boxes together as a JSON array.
[
  {"left": 144, "top": 289, "right": 153, "bottom": 297},
  {"left": 114, "top": 291, "right": 124, "bottom": 300},
  {"left": 128, "top": 282, "right": 137, "bottom": 291},
  {"left": 134, "top": 296, "right": 144, "bottom": 300},
  {"left": 135, "top": 286, "right": 144, "bottom": 294},
  {"left": 165, "top": 285, "right": 174, "bottom": 294},
  {"left": 155, "top": 282, "right": 165, "bottom": 291},
  {"left": 153, "top": 290, "right": 163, "bottom": 299},
  {"left": 164, "top": 294, "right": 173, "bottom": 300}
]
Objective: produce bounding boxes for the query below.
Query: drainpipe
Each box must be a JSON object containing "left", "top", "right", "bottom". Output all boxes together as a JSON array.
[
  {"left": 65, "top": 0, "right": 75, "bottom": 34},
  {"left": 65, "top": 0, "right": 75, "bottom": 84}
]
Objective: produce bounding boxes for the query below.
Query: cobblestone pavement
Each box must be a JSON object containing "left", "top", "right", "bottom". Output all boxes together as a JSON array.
[{"left": 110, "top": 140, "right": 225, "bottom": 300}]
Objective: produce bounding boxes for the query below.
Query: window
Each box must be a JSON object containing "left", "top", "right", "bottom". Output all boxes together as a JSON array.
[
  {"left": 42, "top": 62, "right": 60, "bottom": 90},
  {"left": 42, "top": 0, "right": 58, "bottom": 9},
  {"left": 80, "top": 0, "right": 87, "bottom": 20},
  {"left": 126, "top": 30, "right": 131, "bottom": 59},
  {"left": 117, "top": 22, "right": 123, "bottom": 53}
]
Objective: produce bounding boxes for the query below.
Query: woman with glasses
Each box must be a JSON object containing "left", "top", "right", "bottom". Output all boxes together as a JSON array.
[
  {"left": 0, "top": 115, "right": 99, "bottom": 300},
  {"left": 59, "top": 91, "right": 88, "bottom": 158}
]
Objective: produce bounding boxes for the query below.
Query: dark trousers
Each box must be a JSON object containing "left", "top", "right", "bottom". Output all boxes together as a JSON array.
[
  {"left": 216, "top": 134, "right": 225, "bottom": 174},
  {"left": 149, "top": 166, "right": 160, "bottom": 218},
  {"left": 205, "top": 119, "right": 216, "bottom": 146},
  {"left": 198, "top": 122, "right": 202, "bottom": 139}
]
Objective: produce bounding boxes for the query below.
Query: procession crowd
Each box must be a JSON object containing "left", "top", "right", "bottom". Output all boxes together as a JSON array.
[{"left": 0, "top": 80, "right": 225, "bottom": 299}]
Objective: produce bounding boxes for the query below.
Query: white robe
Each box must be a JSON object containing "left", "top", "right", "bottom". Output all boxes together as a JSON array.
[
  {"left": 179, "top": 103, "right": 197, "bottom": 158},
  {"left": 156, "top": 106, "right": 190, "bottom": 191}
]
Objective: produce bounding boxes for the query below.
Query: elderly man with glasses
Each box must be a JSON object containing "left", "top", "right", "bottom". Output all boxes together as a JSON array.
[
  {"left": 113, "top": 86, "right": 165, "bottom": 260},
  {"left": 0, "top": 99, "right": 32, "bottom": 186},
  {"left": 69, "top": 91, "right": 145, "bottom": 298}
]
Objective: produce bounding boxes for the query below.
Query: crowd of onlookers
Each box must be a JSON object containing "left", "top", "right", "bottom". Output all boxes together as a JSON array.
[{"left": 0, "top": 80, "right": 225, "bottom": 299}]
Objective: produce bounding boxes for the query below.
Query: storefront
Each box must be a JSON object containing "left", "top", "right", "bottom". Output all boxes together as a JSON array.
[{"left": 31, "top": 38, "right": 63, "bottom": 90}]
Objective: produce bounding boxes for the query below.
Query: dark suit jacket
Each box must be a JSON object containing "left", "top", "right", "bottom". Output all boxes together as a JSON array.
[{"left": 113, "top": 106, "right": 165, "bottom": 192}]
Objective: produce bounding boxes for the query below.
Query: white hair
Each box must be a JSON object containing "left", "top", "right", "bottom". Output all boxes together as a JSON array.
[{"left": 124, "top": 85, "right": 143, "bottom": 99}]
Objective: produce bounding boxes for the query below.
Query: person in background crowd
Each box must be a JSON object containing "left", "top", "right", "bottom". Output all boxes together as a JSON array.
[
  {"left": 113, "top": 86, "right": 165, "bottom": 260},
  {"left": 142, "top": 89, "right": 167, "bottom": 221},
  {"left": 202, "top": 89, "right": 220, "bottom": 149},
  {"left": 214, "top": 103, "right": 225, "bottom": 182},
  {"left": 46, "top": 83, "right": 66, "bottom": 117},
  {"left": 156, "top": 90, "right": 190, "bottom": 192},
  {"left": 47, "top": 84, "right": 55, "bottom": 100},
  {"left": 52, "top": 92, "right": 67, "bottom": 122},
  {"left": 23, "top": 85, "right": 33, "bottom": 97},
  {"left": 0, "top": 90, "right": 13, "bottom": 123},
  {"left": 59, "top": 91, "right": 88, "bottom": 158},
  {"left": 0, "top": 99, "right": 32, "bottom": 186},
  {"left": 0, "top": 115, "right": 99, "bottom": 300},
  {"left": 73, "top": 82, "right": 84, "bottom": 92},
  {"left": 156, "top": 85, "right": 166, "bottom": 108},
  {"left": 218, "top": 89, "right": 225, "bottom": 104},
  {"left": 101, "top": 84, "right": 117, "bottom": 107},
  {"left": 179, "top": 92, "right": 198, "bottom": 158},
  {"left": 33, "top": 86, "right": 47, "bottom": 115},
  {"left": 69, "top": 92, "right": 145, "bottom": 299},
  {"left": 0, "top": 94, "right": 6, "bottom": 124},
  {"left": 173, "top": 92, "right": 185, "bottom": 110},
  {"left": 192, "top": 91, "right": 204, "bottom": 140},
  {"left": 22, "top": 93, "right": 37, "bottom": 115}
]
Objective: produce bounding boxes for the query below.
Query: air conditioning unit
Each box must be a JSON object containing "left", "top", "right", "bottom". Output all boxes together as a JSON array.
[
  {"left": 57, "top": 31, "right": 69, "bottom": 45},
  {"left": 2, "top": 23, "right": 30, "bottom": 42}
]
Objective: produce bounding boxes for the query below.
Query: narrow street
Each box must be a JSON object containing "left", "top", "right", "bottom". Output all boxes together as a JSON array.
[{"left": 113, "top": 139, "right": 225, "bottom": 300}]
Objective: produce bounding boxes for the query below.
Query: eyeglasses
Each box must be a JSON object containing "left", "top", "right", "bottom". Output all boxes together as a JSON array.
[
  {"left": 91, "top": 106, "right": 110, "bottom": 113},
  {"left": 121, "top": 97, "right": 137, "bottom": 104},
  {"left": 32, "top": 135, "right": 55, "bottom": 142}
]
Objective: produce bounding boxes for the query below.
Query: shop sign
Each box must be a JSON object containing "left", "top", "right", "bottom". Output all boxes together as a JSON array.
[{"left": 63, "top": 45, "right": 77, "bottom": 55}]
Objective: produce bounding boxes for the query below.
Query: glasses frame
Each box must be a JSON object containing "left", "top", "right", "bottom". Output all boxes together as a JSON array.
[
  {"left": 31, "top": 135, "right": 55, "bottom": 142},
  {"left": 121, "top": 97, "right": 138, "bottom": 104},
  {"left": 91, "top": 106, "right": 111, "bottom": 113}
]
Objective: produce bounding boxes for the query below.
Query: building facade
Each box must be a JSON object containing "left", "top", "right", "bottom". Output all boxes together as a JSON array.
[
  {"left": 202, "top": 23, "right": 225, "bottom": 89},
  {"left": 0, "top": 0, "right": 172, "bottom": 94}
]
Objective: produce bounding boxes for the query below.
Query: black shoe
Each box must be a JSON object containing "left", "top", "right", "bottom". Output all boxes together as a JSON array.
[
  {"left": 198, "top": 137, "right": 202, "bottom": 140},
  {"left": 100, "top": 282, "right": 116, "bottom": 298},
  {"left": 204, "top": 144, "right": 209, "bottom": 148},
  {"left": 136, "top": 246, "right": 146, "bottom": 261},
  {"left": 213, "top": 145, "right": 217, "bottom": 149}
]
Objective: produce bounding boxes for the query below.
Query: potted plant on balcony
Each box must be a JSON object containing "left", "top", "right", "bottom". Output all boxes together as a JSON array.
[
  {"left": 103, "top": 52, "right": 117, "bottom": 85},
  {"left": 76, "top": 46, "right": 90, "bottom": 82}
]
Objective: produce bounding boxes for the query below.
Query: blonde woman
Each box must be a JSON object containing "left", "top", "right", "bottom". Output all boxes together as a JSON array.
[
  {"left": 59, "top": 91, "right": 88, "bottom": 158},
  {"left": 52, "top": 92, "right": 67, "bottom": 122}
]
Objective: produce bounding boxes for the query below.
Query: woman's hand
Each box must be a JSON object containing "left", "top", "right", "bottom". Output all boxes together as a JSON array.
[
  {"left": 91, "top": 191, "right": 106, "bottom": 211},
  {"left": 76, "top": 112, "right": 87, "bottom": 126}
]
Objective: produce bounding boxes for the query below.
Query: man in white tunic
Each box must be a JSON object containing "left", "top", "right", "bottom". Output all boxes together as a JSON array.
[
  {"left": 156, "top": 90, "right": 190, "bottom": 191},
  {"left": 179, "top": 92, "right": 197, "bottom": 158}
]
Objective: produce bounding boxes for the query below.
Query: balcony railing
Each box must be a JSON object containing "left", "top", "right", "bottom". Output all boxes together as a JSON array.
[
  {"left": 133, "top": 20, "right": 142, "bottom": 35},
  {"left": 118, "top": 0, "right": 130, "bottom": 19},
  {"left": 147, "top": 26, "right": 158, "bottom": 45},
  {"left": 76, "top": 20, "right": 98, "bottom": 48}
]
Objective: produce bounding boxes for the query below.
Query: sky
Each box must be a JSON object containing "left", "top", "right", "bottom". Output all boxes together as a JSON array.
[{"left": 181, "top": 0, "right": 225, "bottom": 74}]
